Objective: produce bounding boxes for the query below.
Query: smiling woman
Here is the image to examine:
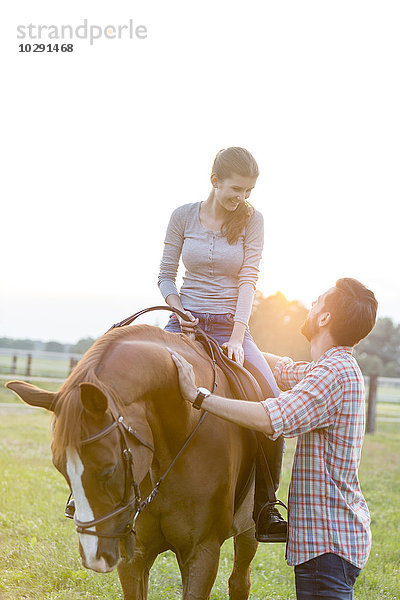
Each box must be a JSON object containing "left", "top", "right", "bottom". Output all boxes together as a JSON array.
[
  {"left": 158, "top": 147, "right": 266, "bottom": 365},
  {"left": 157, "top": 146, "right": 288, "bottom": 543}
]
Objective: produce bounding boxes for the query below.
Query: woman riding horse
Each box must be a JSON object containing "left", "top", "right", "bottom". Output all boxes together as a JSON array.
[{"left": 158, "top": 146, "right": 286, "bottom": 541}]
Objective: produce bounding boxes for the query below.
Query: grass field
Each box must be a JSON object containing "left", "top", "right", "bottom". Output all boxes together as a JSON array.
[{"left": 0, "top": 382, "right": 399, "bottom": 600}]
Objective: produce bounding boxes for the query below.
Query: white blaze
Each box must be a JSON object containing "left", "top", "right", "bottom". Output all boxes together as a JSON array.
[{"left": 66, "top": 447, "right": 109, "bottom": 572}]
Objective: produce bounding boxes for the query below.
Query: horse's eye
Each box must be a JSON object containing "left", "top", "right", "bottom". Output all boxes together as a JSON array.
[{"left": 98, "top": 465, "right": 116, "bottom": 481}]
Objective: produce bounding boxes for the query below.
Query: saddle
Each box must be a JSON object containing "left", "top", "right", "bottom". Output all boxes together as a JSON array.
[
  {"left": 108, "top": 306, "right": 279, "bottom": 513},
  {"left": 109, "top": 305, "right": 275, "bottom": 404},
  {"left": 194, "top": 328, "right": 274, "bottom": 404},
  {"left": 195, "top": 328, "right": 279, "bottom": 509}
]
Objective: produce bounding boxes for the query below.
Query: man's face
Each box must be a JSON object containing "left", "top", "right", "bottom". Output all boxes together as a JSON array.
[{"left": 301, "top": 288, "right": 335, "bottom": 342}]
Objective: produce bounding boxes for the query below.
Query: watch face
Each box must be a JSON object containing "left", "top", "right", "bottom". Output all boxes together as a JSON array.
[{"left": 197, "top": 387, "right": 210, "bottom": 395}]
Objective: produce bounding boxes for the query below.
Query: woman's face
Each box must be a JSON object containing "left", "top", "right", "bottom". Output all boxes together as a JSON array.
[{"left": 212, "top": 173, "right": 258, "bottom": 212}]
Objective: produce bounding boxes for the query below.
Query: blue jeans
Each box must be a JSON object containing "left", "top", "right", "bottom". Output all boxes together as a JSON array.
[
  {"left": 294, "top": 553, "right": 361, "bottom": 600},
  {"left": 164, "top": 311, "right": 280, "bottom": 397}
]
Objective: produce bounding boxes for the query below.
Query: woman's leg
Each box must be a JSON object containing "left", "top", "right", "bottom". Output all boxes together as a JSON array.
[
  {"left": 240, "top": 330, "right": 287, "bottom": 542},
  {"left": 165, "top": 311, "right": 279, "bottom": 400},
  {"left": 241, "top": 330, "right": 280, "bottom": 397}
]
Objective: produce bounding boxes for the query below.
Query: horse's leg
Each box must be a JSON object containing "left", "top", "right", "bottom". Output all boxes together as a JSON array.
[
  {"left": 117, "top": 547, "right": 158, "bottom": 600},
  {"left": 228, "top": 528, "right": 259, "bottom": 600},
  {"left": 177, "top": 540, "right": 221, "bottom": 600}
]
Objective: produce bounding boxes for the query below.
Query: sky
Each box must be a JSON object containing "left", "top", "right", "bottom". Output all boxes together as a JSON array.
[{"left": 2, "top": 1, "right": 399, "bottom": 343}]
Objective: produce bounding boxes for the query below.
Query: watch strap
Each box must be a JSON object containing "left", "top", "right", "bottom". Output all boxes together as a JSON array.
[{"left": 193, "top": 388, "right": 210, "bottom": 410}]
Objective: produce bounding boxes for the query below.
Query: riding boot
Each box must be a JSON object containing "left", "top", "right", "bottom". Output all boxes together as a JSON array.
[{"left": 253, "top": 435, "right": 287, "bottom": 543}]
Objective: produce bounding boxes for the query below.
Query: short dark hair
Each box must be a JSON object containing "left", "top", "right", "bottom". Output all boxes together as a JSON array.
[{"left": 324, "top": 278, "right": 378, "bottom": 347}]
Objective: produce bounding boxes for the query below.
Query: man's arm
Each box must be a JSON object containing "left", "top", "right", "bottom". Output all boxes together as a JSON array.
[
  {"left": 264, "top": 351, "right": 313, "bottom": 391},
  {"left": 262, "top": 352, "right": 282, "bottom": 373},
  {"left": 169, "top": 350, "right": 274, "bottom": 435}
]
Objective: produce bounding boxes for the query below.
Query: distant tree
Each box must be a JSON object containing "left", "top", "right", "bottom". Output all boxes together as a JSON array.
[
  {"left": 45, "top": 341, "right": 66, "bottom": 353},
  {"left": 382, "top": 361, "right": 400, "bottom": 378},
  {"left": 355, "top": 353, "right": 384, "bottom": 376},
  {"left": 0, "top": 337, "right": 35, "bottom": 350},
  {"left": 356, "top": 318, "right": 400, "bottom": 364},
  {"left": 354, "top": 317, "right": 400, "bottom": 376},
  {"left": 71, "top": 337, "right": 96, "bottom": 354},
  {"left": 249, "top": 291, "right": 311, "bottom": 361}
]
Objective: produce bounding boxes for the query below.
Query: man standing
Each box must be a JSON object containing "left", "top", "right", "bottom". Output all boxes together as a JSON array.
[{"left": 169, "top": 278, "right": 378, "bottom": 600}]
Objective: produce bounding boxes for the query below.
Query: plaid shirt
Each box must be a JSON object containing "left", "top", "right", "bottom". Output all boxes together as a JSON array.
[{"left": 261, "top": 346, "right": 371, "bottom": 568}]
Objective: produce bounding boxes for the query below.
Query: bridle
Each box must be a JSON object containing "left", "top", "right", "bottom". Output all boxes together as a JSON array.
[
  {"left": 65, "top": 305, "right": 218, "bottom": 540},
  {"left": 65, "top": 402, "right": 154, "bottom": 538}
]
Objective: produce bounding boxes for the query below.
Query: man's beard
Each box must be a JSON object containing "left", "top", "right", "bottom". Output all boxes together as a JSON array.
[{"left": 301, "top": 312, "right": 319, "bottom": 342}]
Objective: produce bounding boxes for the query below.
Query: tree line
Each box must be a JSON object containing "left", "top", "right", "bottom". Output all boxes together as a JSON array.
[
  {"left": 1, "top": 293, "right": 399, "bottom": 376},
  {"left": 0, "top": 337, "right": 95, "bottom": 354},
  {"left": 249, "top": 292, "right": 400, "bottom": 377}
]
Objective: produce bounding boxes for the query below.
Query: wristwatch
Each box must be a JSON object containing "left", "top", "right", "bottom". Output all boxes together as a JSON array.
[{"left": 192, "top": 387, "right": 211, "bottom": 410}]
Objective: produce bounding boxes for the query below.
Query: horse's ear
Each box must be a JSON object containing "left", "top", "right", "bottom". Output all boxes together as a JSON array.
[
  {"left": 6, "top": 381, "right": 57, "bottom": 411},
  {"left": 80, "top": 383, "right": 108, "bottom": 415}
]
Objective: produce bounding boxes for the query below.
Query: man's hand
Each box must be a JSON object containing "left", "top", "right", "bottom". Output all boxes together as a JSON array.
[
  {"left": 168, "top": 349, "right": 197, "bottom": 403},
  {"left": 168, "top": 348, "right": 274, "bottom": 435}
]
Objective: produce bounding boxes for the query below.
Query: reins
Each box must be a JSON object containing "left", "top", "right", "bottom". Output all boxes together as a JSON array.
[
  {"left": 110, "top": 305, "right": 218, "bottom": 533},
  {"left": 66, "top": 305, "right": 218, "bottom": 539},
  {"left": 107, "top": 305, "right": 194, "bottom": 332}
]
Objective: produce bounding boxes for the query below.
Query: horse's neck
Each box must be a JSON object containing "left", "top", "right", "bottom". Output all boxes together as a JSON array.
[
  {"left": 106, "top": 336, "right": 211, "bottom": 463},
  {"left": 110, "top": 345, "right": 193, "bottom": 455},
  {"left": 146, "top": 385, "right": 197, "bottom": 459}
]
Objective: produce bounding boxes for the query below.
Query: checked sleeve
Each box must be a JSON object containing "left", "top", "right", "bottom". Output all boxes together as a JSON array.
[
  {"left": 274, "top": 356, "right": 313, "bottom": 391},
  {"left": 262, "top": 364, "right": 343, "bottom": 440}
]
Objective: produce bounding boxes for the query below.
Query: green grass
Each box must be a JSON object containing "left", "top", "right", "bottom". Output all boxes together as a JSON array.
[{"left": 0, "top": 397, "right": 399, "bottom": 599}]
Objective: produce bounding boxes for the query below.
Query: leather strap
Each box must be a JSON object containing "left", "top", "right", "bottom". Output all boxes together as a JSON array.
[
  {"left": 255, "top": 433, "right": 279, "bottom": 504},
  {"left": 193, "top": 388, "right": 210, "bottom": 410},
  {"left": 107, "top": 305, "right": 192, "bottom": 332}
]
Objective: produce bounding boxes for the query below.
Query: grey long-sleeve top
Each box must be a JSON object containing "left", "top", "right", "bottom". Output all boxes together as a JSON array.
[{"left": 158, "top": 202, "right": 264, "bottom": 326}]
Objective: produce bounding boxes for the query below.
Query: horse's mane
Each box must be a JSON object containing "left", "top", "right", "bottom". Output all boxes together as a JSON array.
[{"left": 52, "top": 325, "right": 194, "bottom": 463}]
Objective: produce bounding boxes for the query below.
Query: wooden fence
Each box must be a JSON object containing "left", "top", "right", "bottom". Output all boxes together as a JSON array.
[
  {"left": 365, "top": 375, "right": 400, "bottom": 433},
  {"left": 0, "top": 348, "right": 82, "bottom": 379},
  {"left": 1, "top": 350, "right": 399, "bottom": 433}
]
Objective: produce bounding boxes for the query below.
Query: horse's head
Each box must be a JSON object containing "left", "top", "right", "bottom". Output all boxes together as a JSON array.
[{"left": 6, "top": 379, "right": 154, "bottom": 573}]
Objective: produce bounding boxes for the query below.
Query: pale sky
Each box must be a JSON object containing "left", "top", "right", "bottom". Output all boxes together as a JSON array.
[{"left": 2, "top": 1, "right": 399, "bottom": 343}]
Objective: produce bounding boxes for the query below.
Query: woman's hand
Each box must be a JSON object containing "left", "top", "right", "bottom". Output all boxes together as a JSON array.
[
  {"left": 177, "top": 309, "right": 199, "bottom": 335},
  {"left": 222, "top": 320, "right": 246, "bottom": 365},
  {"left": 222, "top": 340, "right": 245, "bottom": 365}
]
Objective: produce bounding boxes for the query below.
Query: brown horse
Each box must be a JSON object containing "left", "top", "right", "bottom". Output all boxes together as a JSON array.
[{"left": 7, "top": 324, "right": 260, "bottom": 600}]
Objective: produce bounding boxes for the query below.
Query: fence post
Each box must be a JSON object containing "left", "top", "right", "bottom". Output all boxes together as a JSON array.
[
  {"left": 11, "top": 355, "right": 18, "bottom": 375},
  {"left": 69, "top": 357, "right": 78, "bottom": 374},
  {"left": 26, "top": 354, "right": 32, "bottom": 377},
  {"left": 366, "top": 374, "right": 378, "bottom": 434}
]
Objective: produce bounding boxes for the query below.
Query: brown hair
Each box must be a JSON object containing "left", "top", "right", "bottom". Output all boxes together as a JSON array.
[
  {"left": 324, "top": 278, "right": 378, "bottom": 346},
  {"left": 211, "top": 147, "right": 259, "bottom": 244}
]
